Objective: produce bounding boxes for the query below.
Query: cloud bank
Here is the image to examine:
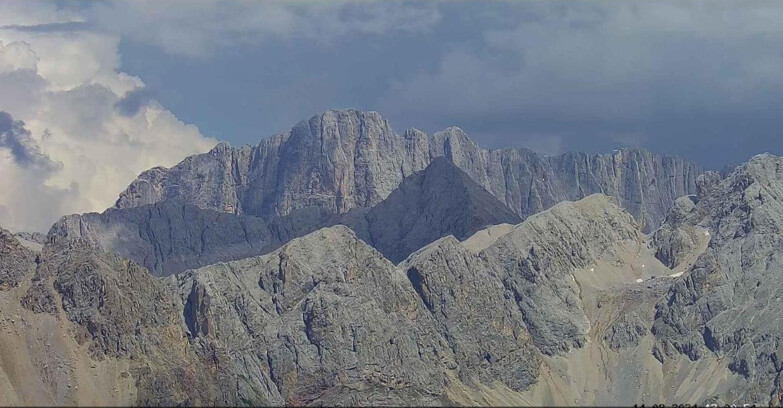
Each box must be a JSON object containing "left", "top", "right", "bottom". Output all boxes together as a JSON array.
[
  {"left": 5, "top": 0, "right": 783, "bottom": 229},
  {"left": 0, "top": 14, "right": 217, "bottom": 232},
  {"left": 79, "top": 1, "right": 783, "bottom": 169},
  {"left": 0, "top": 111, "right": 76, "bottom": 233},
  {"left": 87, "top": 0, "right": 441, "bottom": 57},
  {"left": 378, "top": 1, "right": 783, "bottom": 163}
]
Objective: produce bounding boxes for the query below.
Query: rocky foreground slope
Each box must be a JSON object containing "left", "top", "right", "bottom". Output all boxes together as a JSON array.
[
  {"left": 115, "top": 109, "right": 701, "bottom": 232},
  {"left": 652, "top": 154, "right": 783, "bottom": 405},
  {"left": 5, "top": 151, "right": 783, "bottom": 406},
  {"left": 3, "top": 194, "right": 634, "bottom": 406}
]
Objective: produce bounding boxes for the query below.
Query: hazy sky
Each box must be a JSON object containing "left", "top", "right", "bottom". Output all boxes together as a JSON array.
[
  {"left": 1, "top": 0, "right": 783, "bottom": 230},
  {"left": 114, "top": 0, "right": 783, "bottom": 167}
]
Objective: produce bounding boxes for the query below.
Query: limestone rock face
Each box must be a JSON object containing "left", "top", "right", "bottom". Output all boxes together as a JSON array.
[
  {"left": 652, "top": 153, "right": 783, "bottom": 405},
  {"left": 115, "top": 109, "right": 700, "bottom": 232},
  {"left": 397, "top": 193, "right": 647, "bottom": 361},
  {"left": 427, "top": 127, "right": 701, "bottom": 232},
  {"left": 399, "top": 236, "right": 540, "bottom": 391},
  {"left": 0, "top": 193, "right": 649, "bottom": 406},
  {"left": 652, "top": 195, "right": 702, "bottom": 269},
  {"left": 7, "top": 236, "right": 236, "bottom": 406},
  {"left": 116, "top": 110, "right": 431, "bottom": 219},
  {"left": 6, "top": 227, "right": 450, "bottom": 406},
  {"left": 12, "top": 232, "right": 46, "bottom": 252},
  {"left": 52, "top": 159, "right": 520, "bottom": 276},
  {"left": 16, "top": 179, "right": 783, "bottom": 405},
  {"left": 23, "top": 104, "right": 783, "bottom": 406},
  {"left": 0, "top": 228, "right": 36, "bottom": 290},
  {"left": 47, "top": 201, "right": 291, "bottom": 277},
  {"left": 168, "top": 196, "right": 641, "bottom": 405},
  {"left": 480, "top": 194, "right": 641, "bottom": 355},
  {"left": 171, "top": 226, "right": 454, "bottom": 406}
]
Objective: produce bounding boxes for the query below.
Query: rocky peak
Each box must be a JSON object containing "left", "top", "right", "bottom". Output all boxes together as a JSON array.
[
  {"left": 399, "top": 234, "right": 541, "bottom": 391},
  {"left": 685, "top": 153, "right": 783, "bottom": 244},
  {"left": 695, "top": 170, "right": 722, "bottom": 197},
  {"left": 171, "top": 225, "right": 453, "bottom": 405},
  {"left": 113, "top": 109, "right": 700, "bottom": 236},
  {"left": 651, "top": 152, "right": 783, "bottom": 404},
  {"left": 429, "top": 126, "right": 473, "bottom": 155}
]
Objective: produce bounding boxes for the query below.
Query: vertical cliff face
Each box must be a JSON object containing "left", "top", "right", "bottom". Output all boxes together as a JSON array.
[
  {"left": 114, "top": 109, "right": 701, "bottom": 233},
  {"left": 115, "top": 110, "right": 432, "bottom": 219},
  {"left": 427, "top": 126, "right": 700, "bottom": 232}
]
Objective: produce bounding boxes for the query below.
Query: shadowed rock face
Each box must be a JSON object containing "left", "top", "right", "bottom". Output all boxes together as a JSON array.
[
  {"left": 115, "top": 109, "right": 701, "bottom": 233},
  {"left": 651, "top": 154, "right": 783, "bottom": 405},
  {"left": 335, "top": 157, "right": 522, "bottom": 263},
  {"left": 46, "top": 201, "right": 301, "bottom": 277},
  {"left": 479, "top": 194, "right": 642, "bottom": 355},
  {"left": 49, "top": 159, "right": 521, "bottom": 276}
]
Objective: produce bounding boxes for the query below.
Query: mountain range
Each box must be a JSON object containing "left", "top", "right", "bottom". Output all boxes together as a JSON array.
[
  {"left": 1, "top": 109, "right": 780, "bottom": 406},
  {"left": 115, "top": 109, "right": 701, "bottom": 233}
]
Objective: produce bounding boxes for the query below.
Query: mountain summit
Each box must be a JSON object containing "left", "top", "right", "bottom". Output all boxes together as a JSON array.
[{"left": 115, "top": 109, "right": 701, "bottom": 232}]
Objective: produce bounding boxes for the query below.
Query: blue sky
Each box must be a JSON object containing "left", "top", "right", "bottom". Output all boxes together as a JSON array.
[{"left": 1, "top": 0, "right": 783, "bottom": 230}]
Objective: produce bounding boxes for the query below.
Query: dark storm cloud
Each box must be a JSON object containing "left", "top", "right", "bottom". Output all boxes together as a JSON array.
[
  {"left": 87, "top": 1, "right": 440, "bottom": 57},
  {"left": 106, "top": 1, "right": 783, "bottom": 169},
  {"left": 377, "top": 1, "right": 783, "bottom": 168},
  {"left": 0, "top": 21, "right": 91, "bottom": 32},
  {"left": 0, "top": 111, "right": 59, "bottom": 171}
]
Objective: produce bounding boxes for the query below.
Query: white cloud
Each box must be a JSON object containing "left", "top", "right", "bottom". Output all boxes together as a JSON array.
[
  {"left": 0, "top": 153, "right": 79, "bottom": 233},
  {"left": 0, "top": 40, "right": 37, "bottom": 73},
  {"left": 0, "top": 112, "right": 78, "bottom": 232},
  {"left": 0, "top": 11, "right": 217, "bottom": 232}
]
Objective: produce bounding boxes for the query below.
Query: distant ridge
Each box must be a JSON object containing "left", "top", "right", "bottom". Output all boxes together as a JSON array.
[{"left": 115, "top": 109, "right": 702, "bottom": 233}]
